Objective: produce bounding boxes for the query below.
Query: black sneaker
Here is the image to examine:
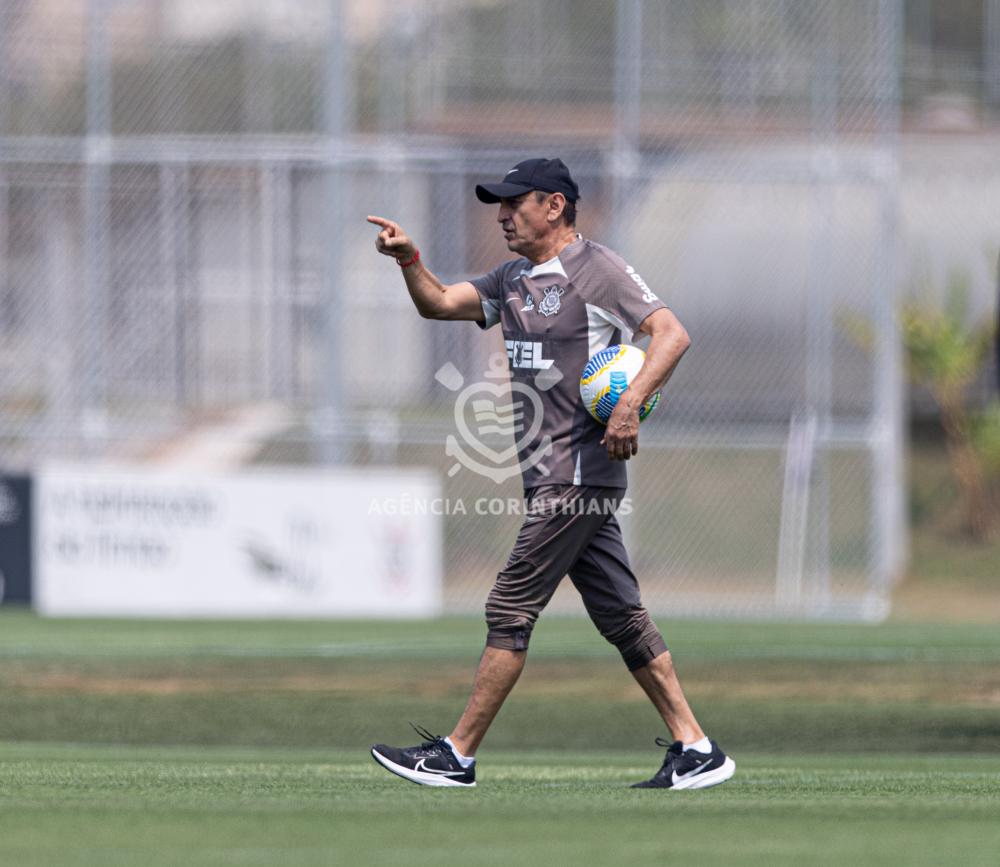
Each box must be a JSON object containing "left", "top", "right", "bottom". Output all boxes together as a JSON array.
[
  {"left": 371, "top": 725, "right": 476, "bottom": 788},
  {"left": 631, "top": 738, "right": 736, "bottom": 790}
]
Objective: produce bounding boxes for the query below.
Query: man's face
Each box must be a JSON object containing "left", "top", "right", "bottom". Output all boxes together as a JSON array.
[{"left": 497, "top": 191, "right": 554, "bottom": 256}]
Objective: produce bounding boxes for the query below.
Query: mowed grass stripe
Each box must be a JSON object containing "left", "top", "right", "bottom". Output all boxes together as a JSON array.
[
  {"left": 3, "top": 611, "right": 1000, "bottom": 661},
  {"left": 5, "top": 642, "right": 1000, "bottom": 663}
]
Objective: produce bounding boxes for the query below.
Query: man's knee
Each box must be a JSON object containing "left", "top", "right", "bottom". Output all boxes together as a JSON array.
[
  {"left": 591, "top": 606, "right": 668, "bottom": 671},
  {"left": 484, "top": 558, "right": 550, "bottom": 652},
  {"left": 485, "top": 601, "right": 537, "bottom": 652},
  {"left": 485, "top": 624, "right": 533, "bottom": 652}
]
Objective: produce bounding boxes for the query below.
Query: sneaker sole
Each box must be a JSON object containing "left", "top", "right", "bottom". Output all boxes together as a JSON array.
[
  {"left": 370, "top": 748, "right": 476, "bottom": 788},
  {"left": 671, "top": 757, "right": 736, "bottom": 791}
]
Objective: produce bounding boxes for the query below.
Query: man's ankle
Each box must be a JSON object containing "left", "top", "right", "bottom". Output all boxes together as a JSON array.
[{"left": 444, "top": 736, "right": 476, "bottom": 767}]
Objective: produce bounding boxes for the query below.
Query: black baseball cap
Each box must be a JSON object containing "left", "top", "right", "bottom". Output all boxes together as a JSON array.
[{"left": 475, "top": 157, "right": 580, "bottom": 204}]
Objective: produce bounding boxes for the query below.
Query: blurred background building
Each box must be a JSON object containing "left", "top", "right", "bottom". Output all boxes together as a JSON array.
[{"left": 1, "top": 0, "right": 998, "bottom": 618}]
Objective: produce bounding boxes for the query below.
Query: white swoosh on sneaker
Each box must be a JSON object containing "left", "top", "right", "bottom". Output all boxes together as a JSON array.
[
  {"left": 671, "top": 758, "right": 713, "bottom": 786},
  {"left": 413, "top": 758, "right": 466, "bottom": 777}
]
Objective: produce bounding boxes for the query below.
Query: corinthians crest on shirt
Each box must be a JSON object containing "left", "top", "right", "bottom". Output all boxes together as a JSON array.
[{"left": 537, "top": 285, "right": 564, "bottom": 317}]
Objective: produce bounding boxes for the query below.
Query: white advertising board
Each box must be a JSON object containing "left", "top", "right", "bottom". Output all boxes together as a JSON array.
[{"left": 35, "top": 464, "right": 442, "bottom": 618}]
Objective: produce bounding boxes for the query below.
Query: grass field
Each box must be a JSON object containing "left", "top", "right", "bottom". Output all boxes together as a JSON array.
[{"left": 2, "top": 610, "right": 999, "bottom": 866}]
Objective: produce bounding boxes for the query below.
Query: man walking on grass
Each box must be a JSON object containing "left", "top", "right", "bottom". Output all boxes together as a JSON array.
[{"left": 366, "top": 158, "right": 735, "bottom": 790}]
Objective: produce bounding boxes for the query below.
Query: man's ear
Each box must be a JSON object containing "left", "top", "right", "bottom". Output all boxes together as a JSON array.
[{"left": 548, "top": 192, "right": 566, "bottom": 224}]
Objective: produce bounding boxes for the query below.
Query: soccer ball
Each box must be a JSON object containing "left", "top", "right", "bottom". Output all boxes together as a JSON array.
[{"left": 579, "top": 344, "right": 660, "bottom": 425}]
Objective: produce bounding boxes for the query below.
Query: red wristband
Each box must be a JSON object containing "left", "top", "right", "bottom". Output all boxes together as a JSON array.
[{"left": 397, "top": 249, "right": 420, "bottom": 269}]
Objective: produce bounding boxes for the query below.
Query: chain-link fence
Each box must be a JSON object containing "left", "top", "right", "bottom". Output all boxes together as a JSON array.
[{"left": 2, "top": 0, "right": 999, "bottom": 619}]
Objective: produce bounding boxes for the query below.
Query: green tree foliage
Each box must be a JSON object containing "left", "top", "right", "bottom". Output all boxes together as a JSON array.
[
  {"left": 971, "top": 402, "right": 1000, "bottom": 476},
  {"left": 900, "top": 270, "right": 998, "bottom": 540}
]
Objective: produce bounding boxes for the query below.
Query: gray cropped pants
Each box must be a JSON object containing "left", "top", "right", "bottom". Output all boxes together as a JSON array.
[{"left": 484, "top": 484, "right": 668, "bottom": 671}]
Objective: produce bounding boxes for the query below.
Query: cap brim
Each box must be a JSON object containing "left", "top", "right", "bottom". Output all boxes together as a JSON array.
[{"left": 475, "top": 182, "right": 533, "bottom": 204}]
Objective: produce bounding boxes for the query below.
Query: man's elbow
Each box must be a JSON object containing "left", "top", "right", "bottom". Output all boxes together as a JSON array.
[
  {"left": 417, "top": 286, "right": 458, "bottom": 320},
  {"left": 658, "top": 318, "right": 691, "bottom": 352},
  {"left": 416, "top": 300, "right": 450, "bottom": 320},
  {"left": 644, "top": 309, "right": 690, "bottom": 352}
]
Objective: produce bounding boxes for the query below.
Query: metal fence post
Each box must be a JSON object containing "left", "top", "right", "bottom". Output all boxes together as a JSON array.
[
  {"left": 611, "top": 0, "right": 642, "bottom": 256},
  {"left": 804, "top": 1, "right": 840, "bottom": 607},
  {"left": 82, "top": 0, "right": 114, "bottom": 455},
  {"left": 317, "top": 0, "right": 352, "bottom": 463},
  {"left": 987, "top": 0, "right": 1000, "bottom": 107},
  {"left": 873, "top": 0, "right": 906, "bottom": 604}
]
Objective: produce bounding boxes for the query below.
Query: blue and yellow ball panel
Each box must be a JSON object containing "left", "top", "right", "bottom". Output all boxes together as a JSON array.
[
  {"left": 579, "top": 344, "right": 660, "bottom": 425},
  {"left": 579, "top": 346, "right": 628, "bottom": 389}
]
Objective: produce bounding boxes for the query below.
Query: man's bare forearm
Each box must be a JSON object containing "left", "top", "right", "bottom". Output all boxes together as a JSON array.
[
  {"left": 368, "top": 212, "right": 444, "bottom": 317},
  {"left": 630, "top": 333, "right": 690, "bottom": 404},
  {"left": 400, "top": 259, "right": 451, "bottom": 319},
  {"left": 367, "top": 215, "right": 483, "bottom": 321},
  {"left": 624, "top": 321, "right": 691, "bottom": 408}
]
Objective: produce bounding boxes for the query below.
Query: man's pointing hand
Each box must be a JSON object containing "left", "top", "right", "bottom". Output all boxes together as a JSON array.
[{"left": 367, "top": 215, "right": 416, "bottom": 264}]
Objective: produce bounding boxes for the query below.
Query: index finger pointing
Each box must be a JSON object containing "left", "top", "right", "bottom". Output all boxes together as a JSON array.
[{"left": 366, "top": 215, "right": 394, "bottom": 230}]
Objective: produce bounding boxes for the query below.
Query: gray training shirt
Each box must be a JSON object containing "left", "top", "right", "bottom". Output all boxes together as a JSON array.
[{"left": 471, "top": 236, "right": 668, "bottom": 490}]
